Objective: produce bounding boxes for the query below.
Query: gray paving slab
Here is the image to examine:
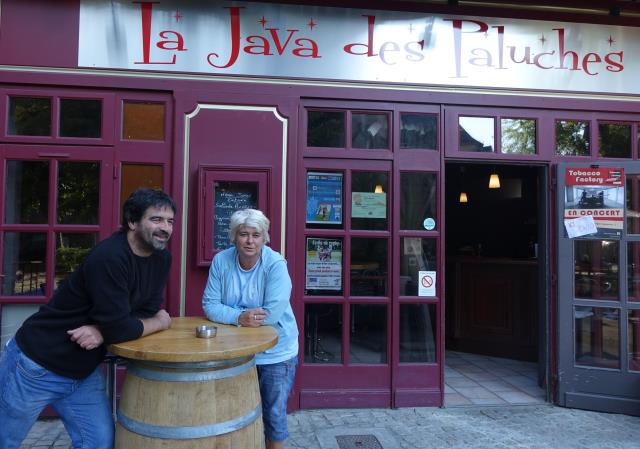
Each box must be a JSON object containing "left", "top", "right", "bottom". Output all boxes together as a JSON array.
[{"left": 21, "top": 404, "right": 640, "bottom": 449}]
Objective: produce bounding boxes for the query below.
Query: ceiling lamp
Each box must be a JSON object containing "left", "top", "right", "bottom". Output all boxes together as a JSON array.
[{"left": 489, "top": 171, "right": 501, "bottom": 189}]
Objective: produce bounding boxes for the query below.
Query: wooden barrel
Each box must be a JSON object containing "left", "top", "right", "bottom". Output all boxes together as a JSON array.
[{"left": 115, "top": 355, "right": 263, "bottom": 449}]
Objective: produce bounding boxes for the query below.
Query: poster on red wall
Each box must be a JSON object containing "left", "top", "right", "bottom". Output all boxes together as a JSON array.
[{"left": 564, "top": 167, "right": 624, "bottom": 238}]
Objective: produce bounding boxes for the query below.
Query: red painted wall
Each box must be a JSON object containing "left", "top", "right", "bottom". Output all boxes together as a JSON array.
[{"left": 0, "top": 0, "right": 78, "bottom": 68}]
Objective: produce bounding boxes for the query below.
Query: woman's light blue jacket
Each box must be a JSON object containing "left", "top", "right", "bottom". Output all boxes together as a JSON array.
[{"left": 202, "top": 245, "right": 299, "bottom": 365}]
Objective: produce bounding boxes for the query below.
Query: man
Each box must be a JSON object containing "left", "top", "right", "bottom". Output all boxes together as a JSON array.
[{"left": 0, "top": 188, "right": 176, "bottom": 449}]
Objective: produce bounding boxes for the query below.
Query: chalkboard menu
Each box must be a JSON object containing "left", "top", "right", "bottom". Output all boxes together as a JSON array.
[{"left": 213, "top": 184, "right": 257, "bottom": 250}]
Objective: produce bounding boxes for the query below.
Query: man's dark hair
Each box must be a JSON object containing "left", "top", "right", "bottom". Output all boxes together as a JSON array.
[{"left": 121, "top": 188, "right": 177, "bottom": 230}]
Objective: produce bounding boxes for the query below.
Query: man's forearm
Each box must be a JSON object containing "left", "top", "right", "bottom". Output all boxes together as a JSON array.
[{"left": 140, "top": 309, "right": 171, "bottom": 337}]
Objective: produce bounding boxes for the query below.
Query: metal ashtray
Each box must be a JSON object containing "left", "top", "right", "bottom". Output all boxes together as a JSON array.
[{"left": 195, "top": 325, "right": 217, "bottom": 339}]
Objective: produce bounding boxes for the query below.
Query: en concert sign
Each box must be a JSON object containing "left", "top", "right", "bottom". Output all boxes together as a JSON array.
[
  {"left": 79, "top": 0, "right": 640, "bottom": 94},
  {"left": 564, "top": 167, "right": 624, "bottom": 238}
]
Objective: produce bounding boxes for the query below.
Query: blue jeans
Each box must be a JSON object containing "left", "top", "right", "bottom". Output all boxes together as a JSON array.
[
  {"left": 257, "top": 356, "right": 297, "bottom": 443},
  {"left": 0, "top": 339, "right": 113, "bottom": 449}
]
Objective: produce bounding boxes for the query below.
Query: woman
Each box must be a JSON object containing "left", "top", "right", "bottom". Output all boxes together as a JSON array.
[{"left": 202, "top": 209, "right": 298, "bottom": 449}]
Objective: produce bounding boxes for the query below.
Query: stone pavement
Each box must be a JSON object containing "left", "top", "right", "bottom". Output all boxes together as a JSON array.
[{"left": 22, "top": 404, "right": 640, "bottom": 449}]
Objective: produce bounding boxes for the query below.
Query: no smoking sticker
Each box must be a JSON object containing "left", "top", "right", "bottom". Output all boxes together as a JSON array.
[{"left": 418, "top": 271, "right": 436, "bottom": 297}]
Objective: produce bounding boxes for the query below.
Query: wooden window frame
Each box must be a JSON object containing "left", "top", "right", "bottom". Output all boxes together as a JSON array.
[
  {"left": 197, "top": 167, "right": 269, "bottom": 266},
  {"left": 0, "top": 87, "right": 115, "bottom": 146}
]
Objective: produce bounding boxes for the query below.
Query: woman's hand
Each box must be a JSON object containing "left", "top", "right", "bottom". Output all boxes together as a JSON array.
[{"left": 239, "top": 308, "right": 267, "bottom": 327}]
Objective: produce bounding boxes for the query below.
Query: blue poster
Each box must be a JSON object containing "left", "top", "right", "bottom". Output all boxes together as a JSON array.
[{"left": 306, "top": 172, "right": 343, "bottom": 224}]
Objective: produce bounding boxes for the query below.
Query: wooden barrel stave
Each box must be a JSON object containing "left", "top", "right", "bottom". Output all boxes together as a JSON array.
[{"left": 115, "top": 356, "right": 263, "bottom": 449}]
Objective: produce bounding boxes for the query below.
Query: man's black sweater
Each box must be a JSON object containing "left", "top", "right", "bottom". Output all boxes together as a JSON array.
[{"left": 16, "top": 232, "right": 171, "bottom": 379}]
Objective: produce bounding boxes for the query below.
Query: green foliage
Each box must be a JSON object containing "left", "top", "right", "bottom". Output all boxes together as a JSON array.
[
  {"left": 501, "top": 119, "right": 536, "bottom": 154},
  {"left": 599, "top": 123, "right": 631, "bottom": 158},
  {"left": 56, "top": 246, "right": 91, "bottom": 273},
  {"left": 556, "top": 121, "right": 590, "bottom": 156},
  {"left": 57, "top": 162, "right": 99, "bottom": 225},
  {"left": 10, "top": 98, "right": 51, "bottom": 136}
]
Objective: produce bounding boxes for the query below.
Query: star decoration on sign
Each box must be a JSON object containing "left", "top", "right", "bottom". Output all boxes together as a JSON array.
[
  {"left": 308, "top": 18, "right": 316, "bottom": 30},
  {"left": 174, "top": 10, "right": 182, "bottom": 22},
  {"left": 607, "top": 35, "right": 616, "bottom": 46},
  {"left": 258, "top": 16, "right": 268, "bottom": 28},
  {"left": 539, "top": 34, "right": 546, "bottom": 45}
]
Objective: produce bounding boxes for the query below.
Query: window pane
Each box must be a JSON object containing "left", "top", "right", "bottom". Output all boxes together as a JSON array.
[
  {"left": 1, "top": 232, "right": 46, "bottom": 296},
  {"left": 501, "top": 118, "right": 536, "bottom": 154},
  {"left": 556, "top": 120, "right": 590, "bottom": 156},
  {"left": 575, "top": 306, "right": 619, "bottom": 369},
  {"left": 400, "top": 114, "right": 437, "bottom": 149},
  {"left": 627, "top": 175, "right": 640, "bottom": 234},
  {"left": 400, "top": 303, "right": 437, "bottom": 363},
  {"left": 628, "top": 243, "right": 640, "bottom": 302},
  {"left": 123, "top": 101, "right": 165, "bottom": 141},
  {"left": 4, "top": 161, "right": 49, "bottom": 224},
  {"left": 350, "top": 304, "right": 387, "bottom": 364},
  {"left": 400, "top": 238, "right": 436, "bottom": 296},
  {"left": 599, "top": 123, "right": 631, "bottom": 158},
  {"left": 304, "top": 303, "right": 342, "bottom": 364},
  {"left": 350, "top": 238, "right": 387, "bottom": 297},
  {"left": 57, "top": 162, "right": 99, "bottom": 225},
  {"left": 305, "top": 237, "right": 343, "bottom": 296},
  {"left": 400, "top": 172, "right": 437, "bottom": 230},
  {"left": 629, "top": 310, "right": 640, "bottom": 372},
  {"left": 307, "top": 111, "right": 345, "bottom": 147},
  {"left": 351, "top": 172, "right": 388, "bottom": 231},
  {"left": 1, "top": 304, "right": 40, "bottom": 349},
  {"left": 574, "top": 240, "right": 619, "bottom": 300},
  {"left": 55, "top": 233, "right": 97, "bottom": 290},
  {"left": 459, "top": 116, "right": 494, "bottom": 152},
  {"left": 59, "top": 99, "right": 101, "bottom": 138},
  {"left": 8, "top": 97, "right": 51, "bottom": 136},
  {"left": 120, "top": 164, "right": 163, "bottom": 211},
  {"left": 214, "top": 182, "right": 258, "bottom": 250},
  {"left": 352, "top": 113, "right": 388, "bottom": 149}
]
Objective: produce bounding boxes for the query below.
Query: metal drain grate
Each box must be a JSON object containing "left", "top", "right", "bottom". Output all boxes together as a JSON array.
[{"left": 336, "top": 434, "right": 384, "bottom": 449}]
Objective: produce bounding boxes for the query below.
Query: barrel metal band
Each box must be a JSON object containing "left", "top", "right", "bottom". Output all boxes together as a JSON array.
[
  {"left": 139, "top": 355, "right": 253, "bottom": 370},
  {"left": 128, "top": 357, "right": 255, "bottom": 382},
  {"left": 117, "top": 403, "right": 261, "bottom": 439}
]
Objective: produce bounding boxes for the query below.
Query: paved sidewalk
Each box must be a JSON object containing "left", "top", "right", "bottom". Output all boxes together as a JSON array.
[{"left": 21, "top": 404, "right": 640, "bottom": 449}]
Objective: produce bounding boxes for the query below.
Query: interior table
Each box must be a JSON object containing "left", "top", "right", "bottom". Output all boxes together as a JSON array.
[{"left": 108, "top": 316, "right": 278, "bottom": 449}]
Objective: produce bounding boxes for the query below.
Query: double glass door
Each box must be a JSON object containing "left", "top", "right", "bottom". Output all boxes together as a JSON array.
[
  {"left": 558, "top": 162, "right": 640, "bottom": 415},
  {"left": 297, "top": 102, "right": 442, "bottom": 408},
  {"left": 299, "top": 159, "right": 440, "bottom": 408}
]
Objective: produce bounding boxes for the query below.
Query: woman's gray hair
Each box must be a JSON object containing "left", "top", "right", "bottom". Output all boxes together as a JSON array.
[{"left": 228, "top": 209, "right": 271, "bottom": 244}]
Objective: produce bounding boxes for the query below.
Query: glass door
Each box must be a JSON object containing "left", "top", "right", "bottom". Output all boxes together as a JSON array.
[
  {"left": 557, "top": 162, "right": 640, "bottom": 415},
  {"left": 298, "top": 101, "right": 442, "bottom": 408},
  {"left": 0, "top": 146, "right": 112, "bottom": 302},
  {"left": 301, "top": 159, "right": 392, "bottom": 408}
]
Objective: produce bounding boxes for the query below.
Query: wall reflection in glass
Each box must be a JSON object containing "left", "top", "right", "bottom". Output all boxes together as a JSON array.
[
  {"left": 574, "top": 240, "right": 619, "bottom": 300},
  {"left": 574, "top": 306, "right": 619, "bottom": 369}
]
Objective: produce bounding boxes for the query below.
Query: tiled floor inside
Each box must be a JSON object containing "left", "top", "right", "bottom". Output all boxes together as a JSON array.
[{"left": 445, "top": 350, "right": 546, "bottom": 407}]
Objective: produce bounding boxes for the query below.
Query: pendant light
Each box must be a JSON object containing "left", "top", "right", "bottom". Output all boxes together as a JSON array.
[
  {"left": 459, "top": 165, "right": 468, "bottom": 203},
  {"left": 374, "top": 184, "right": 384, "bottom": 194},
  {"left": 488, "top": 167, "right": 501, "bottom": 189}
]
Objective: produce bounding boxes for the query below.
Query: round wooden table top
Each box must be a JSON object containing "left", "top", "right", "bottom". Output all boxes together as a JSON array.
[{"left": 108, "top": 316, "right": 278, "bottom": 363}]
